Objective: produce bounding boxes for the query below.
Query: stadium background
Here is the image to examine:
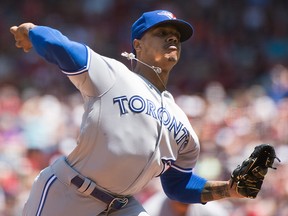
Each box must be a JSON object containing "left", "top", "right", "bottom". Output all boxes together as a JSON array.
[{"left": 0, "top": 0, "right": 287, "bottom": 215}]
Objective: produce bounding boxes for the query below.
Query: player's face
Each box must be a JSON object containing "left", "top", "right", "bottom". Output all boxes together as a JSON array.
[{"left": 136, "top": 25, "right": 182, "bottom": 69}]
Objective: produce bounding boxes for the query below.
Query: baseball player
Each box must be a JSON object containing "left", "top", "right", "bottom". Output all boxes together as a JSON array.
[{"left": 10, "top": 10, "right": 244, "bottom": 216}]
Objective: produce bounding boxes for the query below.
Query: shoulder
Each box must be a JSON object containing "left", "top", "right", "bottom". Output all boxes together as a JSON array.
[{"left": 88, "top": 48, "right": 130, "bottom": 72}]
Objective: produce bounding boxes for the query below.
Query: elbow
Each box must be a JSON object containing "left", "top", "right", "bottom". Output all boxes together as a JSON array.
[
  {"left": 160, "top": 167, "right": 207, "bottom": 204},
  {"left": 162, "top": 181, "right": 203, "bottom": 204},
  {"left": 161, "top": 183, "right": 177, "bottom": 201}
]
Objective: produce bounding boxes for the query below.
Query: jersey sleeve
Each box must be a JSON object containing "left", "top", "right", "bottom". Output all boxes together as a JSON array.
[
  {"left": 29, "top": 26, "right": 116, "bottom": 96},
  {"left": 174, "top": 128, "right": 201, "bottom": 169},
  {"left": 29, "top": 26, "right": 88, "bottom": 72}
]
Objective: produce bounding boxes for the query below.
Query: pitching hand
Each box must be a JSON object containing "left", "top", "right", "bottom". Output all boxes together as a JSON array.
[{"left": 10, "top": 23, "right": 36, "bottom": 52}]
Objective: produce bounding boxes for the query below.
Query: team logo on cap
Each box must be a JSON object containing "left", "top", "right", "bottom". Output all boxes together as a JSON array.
[{"left": 157, "top": 11, "right": 176, "bottom": 20}]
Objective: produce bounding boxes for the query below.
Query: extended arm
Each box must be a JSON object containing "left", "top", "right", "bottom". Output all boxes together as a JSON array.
[
  {"left": 10, "top": 23, "right": 117, "bottom": 96},
  {"left": 10, "top": 23, "right": 87, "bottom": 73}
]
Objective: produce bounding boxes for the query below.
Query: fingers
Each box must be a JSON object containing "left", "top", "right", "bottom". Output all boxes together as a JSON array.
[
  {"left": 10, "top": 24, "right": 33, "bottom": 52},
  {"left": 10, "top": 26, "right": 21, "bottom": 41},
  {"left": 10, "top": 25, "right": 22, "bottom": 42},
  {"left": 15, "top": 40, "right": 32, "bottom": 52},
  {"left": 10, "top": 26, "right": 18, "bottom": 35},
  {"left": 15, "top": 41, "right": 22, "bottom": 48},
  {"left": 23, "top": 45, "right": 32, "bottom": 53}
]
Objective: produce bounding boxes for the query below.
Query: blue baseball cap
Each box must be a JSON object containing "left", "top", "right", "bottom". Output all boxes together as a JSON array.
[{"left": 131, "top": 10, "right": 193, "bottom": 43}]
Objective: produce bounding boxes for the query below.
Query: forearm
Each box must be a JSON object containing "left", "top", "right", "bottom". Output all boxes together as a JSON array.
[
  {"left": 200, "top": 181, "right": 230, "bottom": 202},
  {"left": 201, "top": 180, "right": 243, "bottom": 203}
]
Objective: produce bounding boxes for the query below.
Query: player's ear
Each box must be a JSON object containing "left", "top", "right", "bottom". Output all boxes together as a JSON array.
[{"left": 133, "top": 39, "right": 142, "bottom": 52}]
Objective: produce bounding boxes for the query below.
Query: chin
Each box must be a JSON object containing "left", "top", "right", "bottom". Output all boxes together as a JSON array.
[
  {"left": 168, "top": 56, "right": 178, "bottom": 62},
  {"left": 165, "top": 51, "right": 179, "bottom": 62},
  {"left": 165, "top": 55, "right": 178, "bottom": 63}
]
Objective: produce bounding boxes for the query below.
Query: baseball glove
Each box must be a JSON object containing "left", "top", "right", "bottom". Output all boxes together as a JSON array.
[{"left": 230, "top": 144, "right": 280, "bottom": 198}]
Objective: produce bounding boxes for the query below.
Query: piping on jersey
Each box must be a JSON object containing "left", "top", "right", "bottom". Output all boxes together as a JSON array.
[{"left": 36, "top": 175, "right": 57, "bottom": 216}]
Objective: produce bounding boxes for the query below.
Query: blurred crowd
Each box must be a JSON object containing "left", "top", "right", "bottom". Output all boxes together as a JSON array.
[{"left": 0, "top": 0, "right": 287, "bottom": 215}]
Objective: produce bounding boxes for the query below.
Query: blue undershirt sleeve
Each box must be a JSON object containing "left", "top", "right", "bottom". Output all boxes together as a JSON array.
[
  {"left": 28, "top": 26, "right": 87, "bottom": 72},
  {"left": 160, "top": 166, "right": 207, "bottom": 203}
]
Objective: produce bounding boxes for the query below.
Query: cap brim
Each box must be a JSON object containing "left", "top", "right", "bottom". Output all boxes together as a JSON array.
[{"left": 150, "top": 19, "right": 194, "bottom": 42}]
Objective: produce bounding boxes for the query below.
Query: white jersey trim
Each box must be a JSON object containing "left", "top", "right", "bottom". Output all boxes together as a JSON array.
[
  {"left": 170, "top": 164, "right": 193, "bottom": 173},
  {"left": 162, "top": 159, "right": 193, "bottom": 174}
]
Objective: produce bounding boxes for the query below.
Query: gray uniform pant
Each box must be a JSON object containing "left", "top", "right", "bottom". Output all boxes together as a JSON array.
[{"left": 22, "top": 156, "right": 150, "bottom": 216}]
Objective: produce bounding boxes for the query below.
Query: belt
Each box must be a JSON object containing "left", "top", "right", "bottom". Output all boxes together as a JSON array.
[{"left": 71, "top": 175, "right": 129, "bottom": 210}]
